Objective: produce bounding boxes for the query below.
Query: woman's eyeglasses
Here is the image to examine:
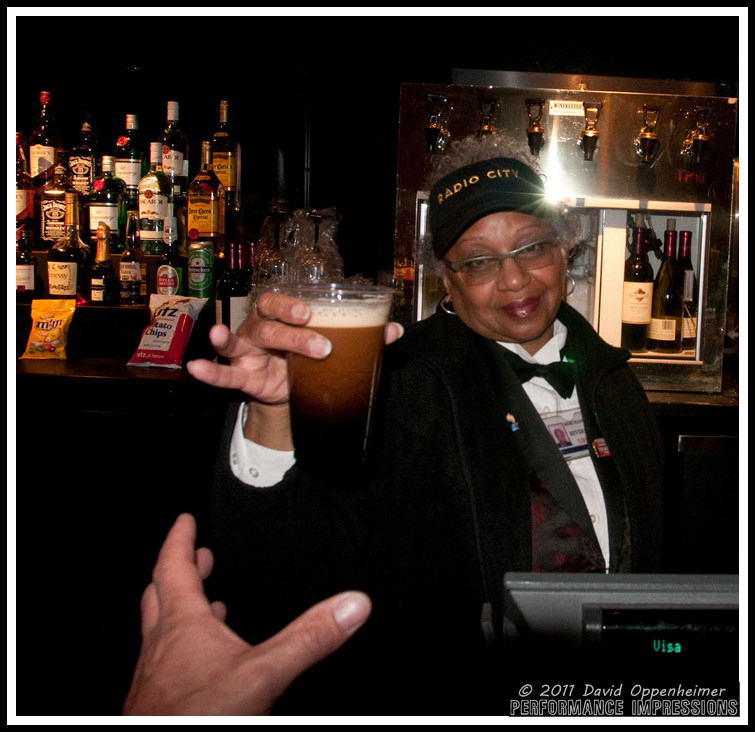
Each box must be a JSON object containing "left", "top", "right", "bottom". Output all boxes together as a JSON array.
[{"left": 443, "top": 239, "right": 558, "bottom": 286}]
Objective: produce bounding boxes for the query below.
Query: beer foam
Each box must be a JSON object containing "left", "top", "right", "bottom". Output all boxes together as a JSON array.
[{"left": 306, "top": 301, "right": 390, "bottom": 328}]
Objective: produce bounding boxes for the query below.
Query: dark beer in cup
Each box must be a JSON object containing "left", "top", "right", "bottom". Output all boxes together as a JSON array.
[{"left": 284, "top": 283, "right": 393, "bottom": 480}]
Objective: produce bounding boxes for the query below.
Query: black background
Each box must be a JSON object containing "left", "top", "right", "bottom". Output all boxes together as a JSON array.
[{"left": 14, "top": 13, "right": 740, "bottom": 278}]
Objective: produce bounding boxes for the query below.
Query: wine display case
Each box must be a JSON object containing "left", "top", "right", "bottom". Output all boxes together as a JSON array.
[{"left": 393, "top": 73, "right": 738, "bottom": 392}]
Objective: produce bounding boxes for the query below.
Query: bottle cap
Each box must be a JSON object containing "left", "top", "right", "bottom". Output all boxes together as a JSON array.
[
  {"left": 102, "top": 155, "right": 115, "bottom": 170},
  {"left": 40, "top": 91, "right": 51, "bottom": 104},
  {"left": 666, "top": 219, "right": 676, "bottom": 231},
  {"left": 150, "top": 141, "right": 163, "bottom": 163},
  {"left": 167, "top": 101, "right": 179, "bottom": 121},
  {"left": 126, "top": 114, "right": 139, "bottom": 129},
  {"left": 97, "top": 223, "right": 111, "bottom": 239}
]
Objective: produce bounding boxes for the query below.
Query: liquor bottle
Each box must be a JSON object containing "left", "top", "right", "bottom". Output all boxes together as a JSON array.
[
  {"left": 187, "top": 140, "right": 225, "bottom": 250},
  {"left": 47, "top": 192, "right": 90, "bottom": 300},
  {"left": 648, "top": 220, "right": 683, "bottom": 353},
  {"left": 68, "top": 115, "right": 99, "bottom": 198},
  {"left": 16, "top": 229, "right": 38, "bottom": 303},
  {"left": 215, "top": 237, "right": 251, "bottom": 334},
  {"left": 89, "top": 156, "right": 127, "bottom": 252},
  {"left": 161, "top": 101, "right": 190, "bottom": 196},
  {"left": 16, "top": 132, "right": 35, "bottom": 241},
  {"left": 115, "top": 114, "right": 146, "bottom": 214},
  {"left": 138, "top": 142, "right": 173, "bottom": 255},
  {"left": 29, "top": 91, "right": 63, "bottom": 188},
  {"left": 677, "top": 230, "right": 699, "bottom": 351},
  {"left": 120, "top": 211, "right": 148, "bottom": 305},
  {"left": 89, "top": 224, "right": 119, "bottom": 305},
  {"left": 156, "top": 216, "right": 187, "bottom": 295},
  {"left": 620, "top": 221, "right": 654, "bottom": 352},
  {"left": 37, "top": 151, "right": 72, "bottom": 249},
  {"left": 211, "top": 100, "right": 241, "bottom": 209}
]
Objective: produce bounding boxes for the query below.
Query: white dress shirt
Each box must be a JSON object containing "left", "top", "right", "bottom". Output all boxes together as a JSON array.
[{"left": 229, "top": 319, "right": 610, "bottom": 566}]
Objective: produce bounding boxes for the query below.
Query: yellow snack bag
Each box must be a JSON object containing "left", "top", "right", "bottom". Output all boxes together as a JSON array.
[{"left": 21, "top": 299, "right": 77, "bottom": 360}]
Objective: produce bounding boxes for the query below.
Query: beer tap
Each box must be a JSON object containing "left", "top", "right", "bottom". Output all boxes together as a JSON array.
[
  {"left": 476, "top": 97, "right": 497, "bottom": 138},
  {"left": 425, "top": 94, "right": 450, "bottom": 153},
  {"left": 682, "top": 107, "right": 713, "bottom": 165},
  {"left": 525, "top": 98, "right": 545, "bottom": 156},
  {"left": 635, "top": 105, "right": 661, "bottom": 163},
  {"left": 579, "top": 102, "right": 602, "bottom": 161}
]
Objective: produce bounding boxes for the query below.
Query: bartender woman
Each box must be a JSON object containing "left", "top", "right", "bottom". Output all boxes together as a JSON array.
[{"left": 187, "top": 134, "right": 664, "bottom": 715}]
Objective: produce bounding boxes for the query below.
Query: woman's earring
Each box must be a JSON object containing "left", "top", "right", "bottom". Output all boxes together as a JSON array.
[
  {"left": 439, "top": 296, "right": 456, "bottom": 315},
  {"left": 565, "top": 271, "right": 576, "bottom": 298}
]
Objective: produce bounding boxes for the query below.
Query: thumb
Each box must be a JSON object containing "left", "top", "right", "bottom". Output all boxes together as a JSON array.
[{"left": 252, "top": 591, "right": 371, "bottom": 694}]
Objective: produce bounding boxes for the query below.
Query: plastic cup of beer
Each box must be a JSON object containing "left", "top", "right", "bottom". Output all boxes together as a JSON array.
[{"left": 282, "top": 282, "right": 394, "bottom": 480}]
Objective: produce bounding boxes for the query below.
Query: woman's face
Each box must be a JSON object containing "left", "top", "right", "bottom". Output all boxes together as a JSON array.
[{"left": 442, "top": 211, "right": 568, "bottom": 355}]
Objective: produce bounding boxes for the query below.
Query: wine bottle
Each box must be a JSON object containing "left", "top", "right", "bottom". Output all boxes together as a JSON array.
[
  {"left": 115, "top": 114, "right": 146, "bottom": 214},
  {"left": 211, "top": 100, "right": 241, "bottom": 209},
  {"left": 90, "top": 156, "right": 127, "bottom": 253},
  {"left": 138, "top": 142, "right": 173, "bottom": 255},
  {"left": 156, "top": 216, "right": 187, "bottom": 295},
  {"left": 215, "top": 237, "right": 250, "bottom": 334},
  {"left": 16, "top": 132, "right": 35, "bottom": 241},
  {"left": 16, "top": 229, "right": 38, "bottom": 303},
  {"left": 161, "top": 101, "right": 190, "bottom": 196},
  {"left": 90, "top": 224, "right": 119, "bottom": 305},
  {"left": 37, "top": 151, "right": 72, "bottom": 249},
  {"left": 648, "top": 220, "right": 683, "bottom": 353},
  {"left": 677, "top": 230, "right": 699, "bottom": 351},
  {"left": 620, "top": 222, "right": 654, "bottom": 352},
  {"left": 68, "top": 115, "right": 99, "bottom": 198},
  {"left": 29, "top": 91, "right": 63, "bottom": 188},
  {"left": 47, "top": 192, "right": 90, "bottom": 300},
  {"left": 120, "top": 211, "right": 148, "bottom": 305}
]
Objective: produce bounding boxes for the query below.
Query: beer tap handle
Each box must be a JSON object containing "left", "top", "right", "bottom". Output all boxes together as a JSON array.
[
  {"left": 636, "top": 105, "right": 661, "bottom": 163},
  {"left": 580, "top": 102, "right": 602, "bottom": 161},
  {"left": 525, "top": 98, "right": 546, "bottom": 156}
]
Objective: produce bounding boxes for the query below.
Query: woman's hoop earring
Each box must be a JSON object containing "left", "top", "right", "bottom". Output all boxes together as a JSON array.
[
  {"left": 439, "top": 296, "right": 456, "bottom": 315},
  {"left": 565, "top": 272, "right": 576, "bottom": 298}
]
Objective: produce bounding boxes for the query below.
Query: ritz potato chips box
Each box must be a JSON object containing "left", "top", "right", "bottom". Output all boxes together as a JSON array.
[
  {"left": 128, "top": 295, "right": 207, "bottom": 368},
  {"left": 21, "top": 299, "right": 77, "bottom": 360}
]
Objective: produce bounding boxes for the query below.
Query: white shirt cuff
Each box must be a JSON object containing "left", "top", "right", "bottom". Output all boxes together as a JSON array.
[{"left": 229, "top": 402, "right": 296, "bottom": 487}]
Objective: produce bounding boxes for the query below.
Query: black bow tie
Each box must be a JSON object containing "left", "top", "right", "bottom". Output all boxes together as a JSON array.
[{"left": 500, "top": 348, "right": 576, "bottom": 399}]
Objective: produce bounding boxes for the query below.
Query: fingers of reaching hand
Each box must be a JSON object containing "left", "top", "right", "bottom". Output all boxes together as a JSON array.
[
  {"left": 251, "top": 591, "right": 372, "bottom": 697},
  {"left": 151, "top": 514, "right": 209, "bottom": 619}
]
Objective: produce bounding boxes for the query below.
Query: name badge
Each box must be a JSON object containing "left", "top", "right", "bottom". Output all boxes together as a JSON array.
[{"left": 540, "top": 409, "right": 590, "bottom": 461}]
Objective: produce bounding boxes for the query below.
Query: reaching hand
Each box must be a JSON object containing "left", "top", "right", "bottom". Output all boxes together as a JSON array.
[{"left": 123, "top": 513, "right": 372, "bottom": 716}]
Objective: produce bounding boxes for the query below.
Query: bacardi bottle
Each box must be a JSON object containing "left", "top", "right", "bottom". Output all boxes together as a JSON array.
[{"left": 138, "top": 142, "right": 173, "bottom": 255}]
